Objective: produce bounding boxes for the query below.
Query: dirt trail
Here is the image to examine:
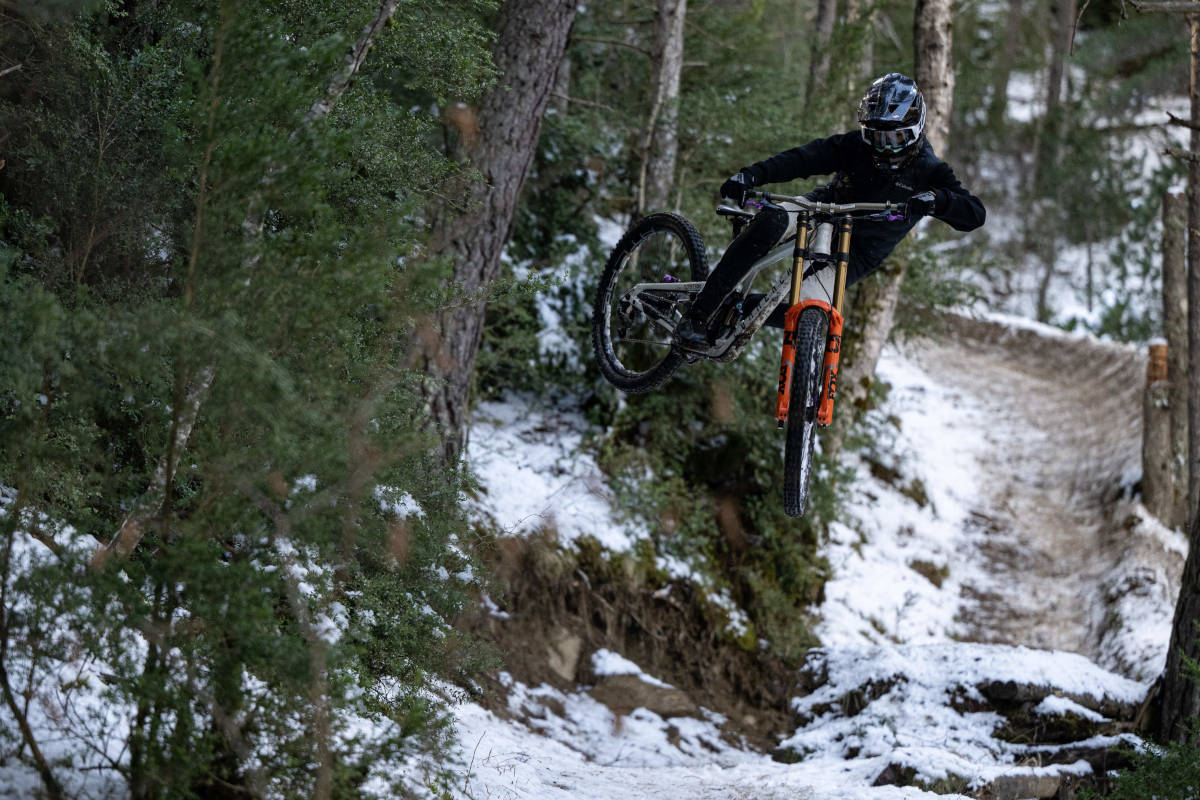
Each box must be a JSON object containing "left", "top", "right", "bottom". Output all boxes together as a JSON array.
[{"left": 905, "top": 314, "right": 1150, "bottom": 658}]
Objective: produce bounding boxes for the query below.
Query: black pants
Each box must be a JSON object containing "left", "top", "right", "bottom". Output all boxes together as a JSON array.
[{"left": 691, "top": 206, "right": 881, "bottom": 327}]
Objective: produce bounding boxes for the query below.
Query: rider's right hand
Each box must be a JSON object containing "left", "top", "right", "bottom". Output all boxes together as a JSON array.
[{"left": 720, "top": 172, "right": 754, "bottom": 207}]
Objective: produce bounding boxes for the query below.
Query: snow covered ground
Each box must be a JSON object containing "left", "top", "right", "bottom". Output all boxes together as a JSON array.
[
  {"left": 2, "top": 313, "right": 1183, "bottom": 799},
  {"left": 458, "top": 312, "right": 1186, "bottom": 799}
]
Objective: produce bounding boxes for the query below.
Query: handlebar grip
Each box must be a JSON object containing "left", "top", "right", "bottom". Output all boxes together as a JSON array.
[{"left": 716, "top": 205, "right": 755, "bottom": 220}]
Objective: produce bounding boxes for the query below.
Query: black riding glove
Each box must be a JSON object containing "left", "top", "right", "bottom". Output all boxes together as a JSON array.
[
  {"left": 906, "top": 190, "right": 938, "bottom": 219},
  {"left": 720, "top": 172, "right": 755, "bottom": 206}
]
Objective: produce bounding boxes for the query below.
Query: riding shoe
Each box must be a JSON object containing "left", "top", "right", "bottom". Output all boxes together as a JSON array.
[{"left": 673, "top": 315, "right": 710, "bottom": 351}]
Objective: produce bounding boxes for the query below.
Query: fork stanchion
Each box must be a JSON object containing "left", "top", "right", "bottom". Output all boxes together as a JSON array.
[
  {"left": 832, "top": 214, "right": 853, "bottom": 315},
  {"left": 788, "top": 210, "right": 811, "bottom": 307}
]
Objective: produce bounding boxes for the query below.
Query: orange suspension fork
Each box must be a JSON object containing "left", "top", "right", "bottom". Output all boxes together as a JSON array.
[
  {"left": 816, "top": 215, "right": 853, "bottom": 426},
  {"left": 776, "top": 213, "right": 853, "bottom": 427},
  {"left": 775, "top": 210, "right": 809, "bottom": 424}
]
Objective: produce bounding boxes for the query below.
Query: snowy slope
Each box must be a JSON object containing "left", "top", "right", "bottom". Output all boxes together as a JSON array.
[{"left": 459, "top": 311, "right": 1186, "bottom": 800}]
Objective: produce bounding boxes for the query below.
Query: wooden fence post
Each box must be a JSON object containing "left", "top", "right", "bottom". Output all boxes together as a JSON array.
[{"left": 1144, "top": 340, "right": 1173, "bottom": 522}]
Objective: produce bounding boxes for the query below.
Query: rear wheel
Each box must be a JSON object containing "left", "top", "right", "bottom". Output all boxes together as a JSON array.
[
  {"left": 592, "top": 213, "right": 708, "bottom": 393},
  {"left": 783, "top": 307, "right": 829, "bottom": 517}
]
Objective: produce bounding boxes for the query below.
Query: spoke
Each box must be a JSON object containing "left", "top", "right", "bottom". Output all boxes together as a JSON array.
[{"left": 613, "top": 337, "right": 673, "bottom": 348}]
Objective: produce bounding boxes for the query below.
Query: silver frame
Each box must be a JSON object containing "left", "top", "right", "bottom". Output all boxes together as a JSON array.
[{"left": 608, "top": 193, "right": 898, "bottom": 367}]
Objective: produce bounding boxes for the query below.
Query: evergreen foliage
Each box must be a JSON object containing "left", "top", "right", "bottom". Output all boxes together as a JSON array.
[
  {"left": 0, "top": 1, "right": 495, "bottom": 796},
  {"left": 1, "top": 0, "right": 1194, "bottom": 792}
]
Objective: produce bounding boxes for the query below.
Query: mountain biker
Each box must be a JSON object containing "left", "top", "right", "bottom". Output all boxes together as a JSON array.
[{"left": 674, "top": 72, "right": 986, "bottom": 348}]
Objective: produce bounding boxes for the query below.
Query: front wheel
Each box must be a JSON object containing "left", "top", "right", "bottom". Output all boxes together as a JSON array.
[
  {"left": 592, "top": 213, "right": 708, "bottom": 393},
  {"left": 783, "top": 307, "right": 829, "bottom": 517}
]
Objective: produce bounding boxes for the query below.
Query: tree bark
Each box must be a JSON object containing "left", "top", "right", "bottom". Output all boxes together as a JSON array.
[
  {"left": 914, "top": 0, "right": 954, "bottom": 157},
  {"left": 804, "top": 0, "right": 839, "bottom": 112},
  {"left": 1034, "top": 0, "right": 1077, "bottom": 321},
  {"left": 1164, "top": 191, "right": 1190, "bottom": 530},
  {"left": 1044, "top": 0, "right": 1076, "bottom": 124},
  {"left": 988, "top": 0, "right": 1024, "bottom": 127},
  {"left": 824, "top": 266, "right": 905, "bottom": 458},
  {"left": 639, "top": 0, "right": 687, "bottom": 214},
  {"left": 418, "top": 0, "right": 576, "bottom": 461},
  {"left": 843, "top": 0, "right": 875, "bottom": 98},
  {"left": 1189, "top": 13, "right": 1200, "bottom": 528},
  {"left": 551, "top": 48, "right": 571, "bottom": 115},
  {"left": 1157, "top": 7, "right": 1200, "bottom": 746},
  {"left": 826, "top": 0, "right": 955, "bottom": 458}
]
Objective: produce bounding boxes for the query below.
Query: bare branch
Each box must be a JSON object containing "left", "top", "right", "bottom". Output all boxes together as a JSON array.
[
  {"left": 0, "top": 63, "right": 21, "bottom": 78},
  {"left": 1168, "top": 110, "right": 1200, "bottom": 130},
  {"left": 301, "top": 0, "right": 401, "bottom": 127},
  {"left": 1164, "top": 146, "right": 1200, "bottom": 163},
  {"left": 25, "top": 526, "right": 62, "bottom": 556},
  {"left": 1070, "top": 0, "right": 1093, "bottom": 54},
  {"left": 1130, "top": 0, "right": 1200, "bottom": 13},
  {"left": 572, "top": 35, "right": 653, "bottom": 56},
  {"left": 552, "top": 92, "right": 620, "bottom": 114},
  {"left": 92, "top": 365, "right": 216, "bottom": 569}
]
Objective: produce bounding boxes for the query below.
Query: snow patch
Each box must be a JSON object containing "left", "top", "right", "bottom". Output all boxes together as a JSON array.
[{"left": 468, "top": 398, "right": 646, "bottom": 552}]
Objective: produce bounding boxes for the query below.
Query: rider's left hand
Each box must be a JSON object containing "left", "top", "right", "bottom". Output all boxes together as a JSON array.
[
  {"left": 720, "top": 172, "right": 754, "bottom": 207},
  {"left": 906, "top": 191, "right": 938, "bottom": 219}
]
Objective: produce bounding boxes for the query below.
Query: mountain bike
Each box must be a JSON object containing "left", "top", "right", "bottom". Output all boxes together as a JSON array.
[{"left": 591, "top": 190, "right": 906, "bottom": 517}]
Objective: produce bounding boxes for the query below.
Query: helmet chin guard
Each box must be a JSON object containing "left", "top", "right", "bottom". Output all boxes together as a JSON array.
[{"left": 859, "top": 72, "right": 926, "bottom": 171}]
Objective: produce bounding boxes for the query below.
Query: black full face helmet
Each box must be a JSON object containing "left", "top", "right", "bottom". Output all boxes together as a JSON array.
[{"left": 859, "top": 73, "right": 926, "bottom": 171}]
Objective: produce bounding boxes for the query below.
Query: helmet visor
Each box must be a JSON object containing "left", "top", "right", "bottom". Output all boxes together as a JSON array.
[{"left": 861, "top": 122, "right": 921, "bottom": 153}]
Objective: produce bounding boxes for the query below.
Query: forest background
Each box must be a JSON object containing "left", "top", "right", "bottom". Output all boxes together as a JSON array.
[{"left": 0, "top": 0, "right": 1193, "bottom": 798}]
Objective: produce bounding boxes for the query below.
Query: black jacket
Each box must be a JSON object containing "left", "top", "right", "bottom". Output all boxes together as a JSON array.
[{"left": 742, "top": 130, "right": 986, "bottom": 283}]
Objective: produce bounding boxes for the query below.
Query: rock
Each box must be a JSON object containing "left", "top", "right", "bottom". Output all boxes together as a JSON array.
[
  {"left": 980, "top": 774, "right": 1061, "bottom": 800},
  {"left": 589, "top": 673, "right": 698, "bottom": 718},
  {"left": 546, "top": 627, "right": 582, "bottom": 682},
  {"left": 977, "top": 681, "right": 1137, "bottom": 720},
  {"left": 871, "top": 762, "right": 917, "bottom": 787}
]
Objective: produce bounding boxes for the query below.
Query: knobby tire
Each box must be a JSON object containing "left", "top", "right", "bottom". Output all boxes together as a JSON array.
[
  {"left": 592, "top": 213, "right": 708, "bottom": 393},
  {"left": 783, "top": 306, "right": 828, "bottom": 517}
]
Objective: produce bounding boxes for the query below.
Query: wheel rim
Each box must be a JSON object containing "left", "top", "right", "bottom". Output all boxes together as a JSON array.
[{"left": 602, "top": 228, "right": 693, "bottom": 377}]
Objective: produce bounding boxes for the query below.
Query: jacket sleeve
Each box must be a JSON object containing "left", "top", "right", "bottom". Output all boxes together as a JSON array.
[
  {"left": 929, "top": 161, "right": 986, "bottom": 232},
  {"left": 742, "top": 131, "right": 854, "bottom": 186}
]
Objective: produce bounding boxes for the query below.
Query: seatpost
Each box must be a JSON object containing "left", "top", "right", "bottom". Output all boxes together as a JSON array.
[
  {"left": 831, "top": 214, "right": 853, "bottom": 314},
  {"left": 788, "top": 209, "right": 811, "bottom": 307}
]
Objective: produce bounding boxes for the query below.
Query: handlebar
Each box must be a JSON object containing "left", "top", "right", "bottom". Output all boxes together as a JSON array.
[{"left": 748, "top": 190, "right": 904, "bottom": 217}]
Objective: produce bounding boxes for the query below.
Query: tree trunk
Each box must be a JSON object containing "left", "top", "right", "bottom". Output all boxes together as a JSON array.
[
  {"left": 826, "top": 0, "right": 954, "bottom": 459},
  {"left": 988, "top": 0, "right": 1024, "bottom": 127},
  {"left": 551, "top": 50, "right": 571, "bottom": 115},
  {"left": 824, "top": 266, "right": 905, "bottom": 457},
  {"left": 639, "top": 0, "right": 687, "bottom": 214},
  {"left": 1044, "top": 0, "right": 1076, "bottom": 124},
  {"left": 1157, "top": 9, "right": 1200, "bottom": 746},
  {"left": 1164, "top": 191, "right": 1190, "bottom": 530},
  {"left": 1034, "top": 0, "right": 1076, "bottom": 321},
  {"left": 417, "top": 0, "right": 576, "bottom": 461},
  {"left": 914, "top": 0, "right": 954, "bottom": 157},
  {"left": 843, "top": 0, "right": 875, "bottom": 99},
  {"left": 804, "top": 0, "right": 838, "bottom": 111},
  {"left": 1190, "top": 13, "right": 1200, "bottom": 532}
]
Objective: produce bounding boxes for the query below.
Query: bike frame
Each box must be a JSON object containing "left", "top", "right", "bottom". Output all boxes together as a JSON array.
[{"left": 617, "top": 193, "right": 902, "bottom": 423}]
